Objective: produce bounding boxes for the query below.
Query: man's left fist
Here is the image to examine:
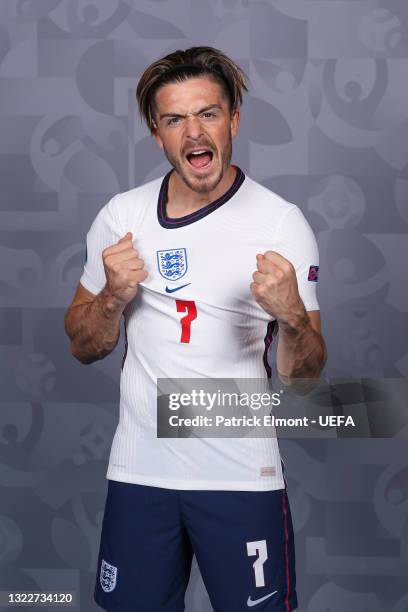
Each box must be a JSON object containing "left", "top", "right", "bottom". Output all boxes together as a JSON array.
[{"left": 250, "top": 251, "right": 302, "bottom": 322}]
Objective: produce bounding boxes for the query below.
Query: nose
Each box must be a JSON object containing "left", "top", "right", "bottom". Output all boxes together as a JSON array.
[{"left": 184, "top": 115, "right": 204, "bottom": 140}]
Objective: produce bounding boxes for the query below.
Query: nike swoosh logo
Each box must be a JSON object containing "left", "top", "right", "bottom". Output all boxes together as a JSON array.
[
  {"left": 247, "top": 590, "right": 278, "bottom": 607},
  {"left": 165, "top": 283, "right": 191, "bottom": 293}
]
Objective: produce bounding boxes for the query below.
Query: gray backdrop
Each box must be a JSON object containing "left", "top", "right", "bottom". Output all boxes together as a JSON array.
[{"left": 1, "top": 0, "right": 407, "bottom": 610}]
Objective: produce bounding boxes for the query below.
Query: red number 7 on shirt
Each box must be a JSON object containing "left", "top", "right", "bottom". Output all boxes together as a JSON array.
[{"left": 176, "top": 300, "right": 197, "bottom": 343}]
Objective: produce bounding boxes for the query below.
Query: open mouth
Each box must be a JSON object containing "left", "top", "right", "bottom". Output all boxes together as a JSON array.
[{"left": 185, "top": 149, "right": 214, "bottom": 171}]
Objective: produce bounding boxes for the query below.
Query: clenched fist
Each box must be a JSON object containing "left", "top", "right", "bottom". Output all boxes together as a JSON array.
[
  {"left": 102, "top": 231, "right": 148, "bottom": 305},
  {"left": 250, "top": 251, "right": 302, "bottom": 323}
]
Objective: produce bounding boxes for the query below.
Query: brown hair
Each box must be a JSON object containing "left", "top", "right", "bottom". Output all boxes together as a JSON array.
[{"left": 136, "top": 46, "right": 249, "bottom": 133}]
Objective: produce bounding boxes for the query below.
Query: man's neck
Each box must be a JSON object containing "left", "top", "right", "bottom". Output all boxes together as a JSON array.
[{"left": 166, "top": 164, "right": 237, "bottom": 219}]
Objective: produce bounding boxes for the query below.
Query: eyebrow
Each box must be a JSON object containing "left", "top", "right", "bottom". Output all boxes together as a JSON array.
[{"left": 159, "top": 104, "right": 223, "bottom": 120}]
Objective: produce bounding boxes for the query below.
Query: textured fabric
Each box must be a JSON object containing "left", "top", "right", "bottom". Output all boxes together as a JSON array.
[
  {"left": 80, "top": 166, "right": 319, "bottom": 490},
  {"left": 94, "top": 477, "right": 298, "bottom": 611}
]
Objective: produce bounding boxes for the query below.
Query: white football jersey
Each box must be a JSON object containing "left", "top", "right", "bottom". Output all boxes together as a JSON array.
[{"left": 79, "top": 166, "right": 320, "bottom": 490}]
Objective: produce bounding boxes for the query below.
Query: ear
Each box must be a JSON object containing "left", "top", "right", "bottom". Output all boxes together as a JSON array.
[
  {"left": 230, "top": 107, "right": 240, "bottom": 139},
  {"left": 151, "top": 121, "right": 164, "bottom": 150}
]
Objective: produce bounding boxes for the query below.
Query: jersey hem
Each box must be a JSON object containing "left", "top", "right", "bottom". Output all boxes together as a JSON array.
[
  {"left": 106, "top": 468, "right": 286, "bottom": 491},
  {"left": 79, "top": 274, "right": 104, "bottom": 296},
  {"left": 303, "top": 303, "right": 320, "bottom": 311}
]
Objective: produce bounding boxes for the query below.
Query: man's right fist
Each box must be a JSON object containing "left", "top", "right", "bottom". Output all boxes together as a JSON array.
[{"left": 102, "top": 231, "right": 148, "bottom": 304}]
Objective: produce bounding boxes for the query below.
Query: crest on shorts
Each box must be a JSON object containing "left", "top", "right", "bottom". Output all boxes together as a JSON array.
[
  {"left": 157, "top": 248, "right": 188, "bottom": 281},
  {"left": 100, "top": 558, "right": 118, "bottom": 592}
]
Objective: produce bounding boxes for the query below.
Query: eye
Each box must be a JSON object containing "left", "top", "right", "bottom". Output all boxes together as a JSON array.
[
  {"left": 167, "top": 117, "right": 181, "bottom": 125},
  {"left": 202, "top": 112, "right": 216, "bottom": 119}
]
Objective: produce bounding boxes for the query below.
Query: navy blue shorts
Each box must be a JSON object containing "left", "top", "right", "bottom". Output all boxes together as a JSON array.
[{"left": 94, "top": 478, "right": 298, "bottom": 611}]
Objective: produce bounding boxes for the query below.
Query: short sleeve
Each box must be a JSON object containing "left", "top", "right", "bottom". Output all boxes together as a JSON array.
[
  {"left": 274, "top": 205, "right": 320, "bottom": 311},
  {"left": 79, "top": 196, "right": 120, "bottom": 295}
]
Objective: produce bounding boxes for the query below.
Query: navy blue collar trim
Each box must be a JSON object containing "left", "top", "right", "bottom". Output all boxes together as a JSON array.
[{"left": 157, "top": 165, "right": 245, "bottom": 229}]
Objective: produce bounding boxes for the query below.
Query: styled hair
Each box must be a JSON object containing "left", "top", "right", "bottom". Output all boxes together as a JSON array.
[{"left": 136, "top": 46, "right": 249, "bottom": 133}]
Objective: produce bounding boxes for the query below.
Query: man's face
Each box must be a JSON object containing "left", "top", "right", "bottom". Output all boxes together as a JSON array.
[{"left": 151, "top": 76, "right": 240, "bottom": 194}]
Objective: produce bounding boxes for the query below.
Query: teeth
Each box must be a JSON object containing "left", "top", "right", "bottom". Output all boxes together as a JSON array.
[{"left": 189, "top": 150, "right": 208, "bottom": 155}]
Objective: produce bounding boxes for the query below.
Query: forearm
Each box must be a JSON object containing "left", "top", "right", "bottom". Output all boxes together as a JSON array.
[
  {"left": 65, "top": 286, "right": 126, "bottom": 364},
  {"left": 275, "top": 307, "right": 327, "bottom": 394}
]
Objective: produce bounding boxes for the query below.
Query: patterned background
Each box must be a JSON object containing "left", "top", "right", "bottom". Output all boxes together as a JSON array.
[{"left": 1, "top": 0, "right": 407, "bottom": 610}]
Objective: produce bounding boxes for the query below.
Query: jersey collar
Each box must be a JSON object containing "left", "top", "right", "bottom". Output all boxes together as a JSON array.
[{"left": 157, "top": 165, "right": 245, "bottom": 229}]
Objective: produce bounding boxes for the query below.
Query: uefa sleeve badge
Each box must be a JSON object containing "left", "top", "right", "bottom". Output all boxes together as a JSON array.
[{"left": 308, "top": 265, "right": 319, "bottom": 282}]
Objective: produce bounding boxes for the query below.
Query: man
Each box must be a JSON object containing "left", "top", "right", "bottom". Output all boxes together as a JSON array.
[{"left": 65, "top": 46, "right": 327, "bottom": 612}]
